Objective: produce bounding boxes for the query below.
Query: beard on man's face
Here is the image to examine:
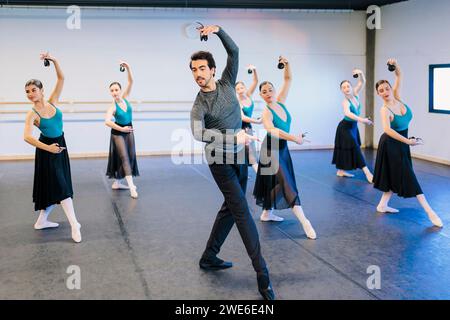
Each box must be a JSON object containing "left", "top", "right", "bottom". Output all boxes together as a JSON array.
[{"left": 196, "top": 75, "right": 210, "bottom": 87}]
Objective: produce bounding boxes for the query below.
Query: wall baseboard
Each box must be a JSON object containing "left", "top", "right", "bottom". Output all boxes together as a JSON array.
[
  {"left": 289, "top": 145, "right": 334, "bottom": 151},
  {"left": 372, "top": 144, "right": 450, "bottom": 166},
  {"left": 2, "top": 145, "right": 448, "bottom": 166},
  {"left": 0, "top": 146, "right": 334, "bottom": 161},
  {"left": 0, "top": 150, "right": 204, "bottom": 161}
]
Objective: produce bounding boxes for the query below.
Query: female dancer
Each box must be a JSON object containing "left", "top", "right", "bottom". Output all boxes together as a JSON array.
[
  {"left": 235, "top": 65, "right": 262, "bottom": 172},
  {"left": 253, "top": 56, "right": 316, "bottom": 239},
  {"left": 332, "top": 69, "right": 373, "bottom": 183},
  {"left": 23, "top": 52, "right": 81, "bottom": 243},
  {"left": 373, "top": 59, "right": 443, "bottom": 227},
  {"left": 105, "top": 61, "right": 139, "bottom": 199}
]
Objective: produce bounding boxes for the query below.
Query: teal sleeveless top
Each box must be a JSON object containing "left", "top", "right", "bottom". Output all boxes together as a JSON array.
[
  {"left": 344, "top": 96, "right": 361, "bottom": 122},
  {"left": 114, "top": 99, "right": 132, "bottom": 125},
  {"left": 386, "top": 103, "right": 412, "bottom": 132},
  {"left": 33, "top": 103, "right": 63, "bottom": 138},
  {"left": 241, "top": 100, "right": 254, "bottom": 118},
  {"left": 268, "top": 102, "right": 292, "bottom": 134}
]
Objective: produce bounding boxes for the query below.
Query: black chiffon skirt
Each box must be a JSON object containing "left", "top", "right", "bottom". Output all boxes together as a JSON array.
[
  {"left": 373, "top": 129, "right": 423, "bottom": 198},
  {"left": 106, "top": 123, "right": 140, "bottom": 179},
  {"left": 332, "top": 119, "right": 367, "bottom": 170},
  {"left": 33, "top": 133, "right": 73, "bottom": 211},
  {"left": 253, "top": 135, "right": 301, "bottom": 210}
]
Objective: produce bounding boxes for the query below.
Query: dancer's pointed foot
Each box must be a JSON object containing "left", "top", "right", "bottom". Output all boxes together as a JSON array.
[
  {"left": 34, "top": 221, "right": 59, "bottom": 230},
  {"left": 377, "top": 205, "right": 399, "bottom": 213},
  {"left": 71, "top": 222, "right": 82, "bottom": 243},
  {"left": 130, "top": 186, "right": 138, "bottom": 199},
  {"left": 112, "top": 181, "right": 130, "bottom": 190},
  {"left": 300, "top": 219, "right": 317, "bottom": 239},
  {"left": 426, "top": 211, "right": 444, "bottom": 228},
  {"left": 337, "top": 170, "right": 354, "bottom": 178},
  {"left": 257, "top": 274, "right": 275, "bottom": 300},
  {"left": 199, "top": 256, "right": 233, "bottom": 270},
  {"left": 260, "top": 211, "right": 284, "bottom": 222},
  {"left": 365, "top": 172, "right": 374, "bottom": 184}
]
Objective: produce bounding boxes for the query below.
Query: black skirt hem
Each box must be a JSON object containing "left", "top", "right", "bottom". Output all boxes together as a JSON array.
[
  {"left": 33, "top": 133, "right": 74, "bottom": 211},
  {"left": 373, "top": 129, "right": 423, "bottom": 198},
  {"left": 332, "top": 119, "right": 367, "bottom": 170},
  {"left": 253, "top": 136, "right": 301, "bottom": 210},
  {"left": 106, "top": 122, "right": 140, "bottom": 180}
]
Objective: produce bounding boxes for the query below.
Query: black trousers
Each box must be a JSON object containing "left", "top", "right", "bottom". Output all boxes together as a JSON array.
[{"left": 203, "top": 163, "right": 268, "bottom": 275}]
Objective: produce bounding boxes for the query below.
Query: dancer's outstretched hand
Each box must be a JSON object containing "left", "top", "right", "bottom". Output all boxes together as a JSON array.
[
  {"left": 363, "top": 117, "right": 373, "bottom": 125},
  {"left": 237, "top": 129, "right": 259, "bottom": 145},
  {"left": 387, "top": 58, "right": 401, "bottom": 75},
  {"left": 352, "top": 68, "right": 364, "bottom": 77},
  {"left": 278, "top": 56, "right": 289, "bottom": 67},
  {"left": 119, "top": 60, "right": 130, "bottom": 70},
  {"left": 40, "top": 52, "right": 56, "bottom": 62},
  {"left": 408, "top": 137, "right": 421, "bottom": 146},
  {"left": 294, "top": 134, "right": 304, "bottom": 145},
  {"left": 197, "top": 25, "right": 220, "bottom": 37},
  {"left": 387, "top": 58, "right": 398, "bottom": 67}
]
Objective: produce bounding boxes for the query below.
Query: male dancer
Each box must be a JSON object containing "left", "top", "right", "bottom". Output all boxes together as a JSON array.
[{"left": 189, "top": 25, "right": 274, "bottom": 300}]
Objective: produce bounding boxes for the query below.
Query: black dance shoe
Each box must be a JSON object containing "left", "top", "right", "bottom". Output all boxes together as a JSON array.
[
  {"left": 257, "top": 274, "right": 275, "bottom": 300},
  {"left": 199, "top": 256, "right": 233, "bottom": 271}
]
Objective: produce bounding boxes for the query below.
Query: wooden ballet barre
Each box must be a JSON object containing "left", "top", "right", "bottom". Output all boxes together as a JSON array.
[
  {"left": 0, "top": 100, "right": 264, "bottom": 114},
  {"left": 0, "top": 100, "right": 194, "bottom": 105},
  {"left": 0, "top": 100, "right": 194, "bottom": 114},
  {"left": 0, "top": 110, "right": 194, "bottom": 114}
]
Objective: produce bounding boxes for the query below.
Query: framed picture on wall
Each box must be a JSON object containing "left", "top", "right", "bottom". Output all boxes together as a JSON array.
[{"left": 429, "top": 64, "right": 450, "bottom": 114}]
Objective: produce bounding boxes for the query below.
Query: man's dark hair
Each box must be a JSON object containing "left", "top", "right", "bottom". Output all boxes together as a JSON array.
[{"left": 190, "top": 51, "right": 216, "bottom": 76}]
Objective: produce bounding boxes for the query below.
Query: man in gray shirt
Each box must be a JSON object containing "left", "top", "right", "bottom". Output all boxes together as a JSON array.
[{"left": 190, "top": 24, "right": 274, "bottom": 300}]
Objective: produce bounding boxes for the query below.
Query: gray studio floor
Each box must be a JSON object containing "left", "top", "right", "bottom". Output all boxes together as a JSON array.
[{"left": 1, "top": 149, "right": 449, "bottom": 300}]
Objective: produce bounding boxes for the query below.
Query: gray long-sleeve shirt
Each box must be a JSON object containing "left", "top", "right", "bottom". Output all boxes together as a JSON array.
[{"left": 190, "top": 28, "right": 244, "bottom": 164}]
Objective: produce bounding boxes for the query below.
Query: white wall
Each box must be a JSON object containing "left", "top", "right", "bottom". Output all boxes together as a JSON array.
[
  {"left": 0, "top": 6, "right": 366, "bottom": 159},
  {"left": 374, "top": 0, "right": 450, "bottom": 164}
]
